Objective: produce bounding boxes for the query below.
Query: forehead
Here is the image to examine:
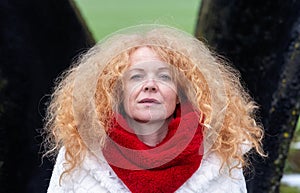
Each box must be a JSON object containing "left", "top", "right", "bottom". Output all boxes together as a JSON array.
[
  {"left": 130, "top": 46, "right": 161, "bottom": 65},
  {"left": 128, "top": 46, "right": 173, "bottom": 71},
  {"left": 127, "top": 61, "right": 171, "bottom": 72}
]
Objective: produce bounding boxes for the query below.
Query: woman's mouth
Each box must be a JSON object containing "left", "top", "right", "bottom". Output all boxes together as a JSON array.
[{"left": 139, "top": 98, "right": 160, "bottom": 104}]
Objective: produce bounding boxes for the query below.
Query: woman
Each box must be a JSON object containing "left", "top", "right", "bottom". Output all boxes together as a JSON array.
[{"left": 44, "top": 25, "right": 264, "bottom": 193}]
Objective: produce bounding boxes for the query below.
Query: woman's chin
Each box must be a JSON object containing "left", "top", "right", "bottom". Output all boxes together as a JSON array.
[{"left": 132, "top": 115, "right": 166, "bottom": 123}]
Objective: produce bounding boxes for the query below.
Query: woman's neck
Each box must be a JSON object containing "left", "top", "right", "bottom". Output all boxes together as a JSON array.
[{"left": 126, "top": 118, "right": 171, "bottom": 147}]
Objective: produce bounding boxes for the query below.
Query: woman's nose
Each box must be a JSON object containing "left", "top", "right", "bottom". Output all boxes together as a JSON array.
[{"left": 143, "top": 79, "right": 158, "bottom": 92}]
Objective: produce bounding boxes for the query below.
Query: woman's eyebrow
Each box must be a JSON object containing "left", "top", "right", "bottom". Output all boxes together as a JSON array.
[
  {"left": 127, "top": 68, "right": 145, "bottom": 73},
  {"left": 158, "top": 67, "right": 171, "bottom": 71}
]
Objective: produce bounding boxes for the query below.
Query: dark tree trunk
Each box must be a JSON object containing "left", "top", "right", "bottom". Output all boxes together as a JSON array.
[
  {"left": 0, "top": 0, "right": 95, "bottom": 193},
  {"left": 195, "top": 1, "right": 300, "bottom": 193}
]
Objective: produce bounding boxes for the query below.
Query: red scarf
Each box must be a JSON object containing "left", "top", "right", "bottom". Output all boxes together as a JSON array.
[{"left": 103, "top": 104, "right": 204, "bottom": 193}]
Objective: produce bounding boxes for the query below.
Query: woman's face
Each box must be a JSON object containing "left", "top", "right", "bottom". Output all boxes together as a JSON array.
[{"left": 122, "top": 47, "right": 178, "bottom": 123}]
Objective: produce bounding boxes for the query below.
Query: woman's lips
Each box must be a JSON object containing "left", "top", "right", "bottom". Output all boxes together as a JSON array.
[{"left": 138, "top": 98, "right": 160, "bottom": 104}]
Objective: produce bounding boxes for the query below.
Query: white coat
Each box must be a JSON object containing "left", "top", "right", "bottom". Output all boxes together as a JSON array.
[{"left": 47, "top": 147, "right": 248, "bottom": 193}]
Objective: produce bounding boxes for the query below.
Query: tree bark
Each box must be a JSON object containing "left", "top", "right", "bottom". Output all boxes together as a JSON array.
[
  {"left": 195, "top": 1, "right": 300, "bottom": 193},
  {"left": 0, "top": 0, "right": 94, "bottom": 192}
]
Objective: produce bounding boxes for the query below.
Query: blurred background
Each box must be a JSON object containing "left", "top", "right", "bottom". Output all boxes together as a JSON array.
[
  {"left": 74, "top": 0, "right": 200, "bottom": 41},
  {"left": 0, "top": 0, "right": 299, "bottom": 193}
]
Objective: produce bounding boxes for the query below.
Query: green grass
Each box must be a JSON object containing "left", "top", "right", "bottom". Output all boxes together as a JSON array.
[
  {"left": 280, "top": 184, "right": 300, "bottom": 193},
  {"left": 73, "top": 0, "right": 201, "bottom": 41},
  {"left": 295, "top": 117, "right": 300, "bottom": 141}
]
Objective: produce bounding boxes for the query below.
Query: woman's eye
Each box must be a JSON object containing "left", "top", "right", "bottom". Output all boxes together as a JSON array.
[
  {"left": 130, "top": 74, "right": 143, "bottom": 80},
  {"left": 159, "top": 74, "right": 172, "bottom": 81}
]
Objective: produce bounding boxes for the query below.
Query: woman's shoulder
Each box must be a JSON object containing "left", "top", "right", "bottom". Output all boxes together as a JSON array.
[
  {"left": 47, "top": 147, "right": 130, "bottom": 193},
  {"left": 176, "top": 151, "right": 248, "bottom": 193}
]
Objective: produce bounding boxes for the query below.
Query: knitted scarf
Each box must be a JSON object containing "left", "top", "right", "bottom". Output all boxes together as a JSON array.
[{"left": 103, "top": 104, "right": 204, "bottom": 193}]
